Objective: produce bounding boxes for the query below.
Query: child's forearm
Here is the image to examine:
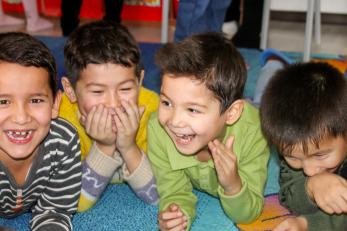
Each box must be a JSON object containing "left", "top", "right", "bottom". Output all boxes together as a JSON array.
[
  {"left": 123, "top": 152, "right": 159, "bottom": 205},
  {"left": 118, "top": 144, "right": 142, "bottom": 173},
  {"left": 302, "top": 211, "right": 347, "bottom": 230},
  {"left": 78, "top": 143, "right": 123, "bottom": 212},
  {"left": 279, "top": 161, "right": 317, "bottom": 214},
  {"left": 95, "top": 141, "right": 116, "bottom": 157}
]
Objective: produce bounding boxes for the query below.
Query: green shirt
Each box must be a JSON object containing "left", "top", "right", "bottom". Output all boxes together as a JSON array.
[
  {"left": 279, "top": 160, "right": 347, "bottom": 231},
  {"left": 147, "top": 102, "right": 270, "bottom": 229}
]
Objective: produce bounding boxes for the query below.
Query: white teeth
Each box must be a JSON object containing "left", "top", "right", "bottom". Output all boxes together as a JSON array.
[{"left": 6, "top": 130, "right": 32, "bottom": 140}]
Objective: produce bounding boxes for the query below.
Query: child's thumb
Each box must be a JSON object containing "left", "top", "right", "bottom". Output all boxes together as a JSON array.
[{"left": 139, "top": 105, "right": 146, "bottom": 117}]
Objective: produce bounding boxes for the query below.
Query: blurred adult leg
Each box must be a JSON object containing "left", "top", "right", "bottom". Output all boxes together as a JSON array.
[
  {"left": 60, "top": 0, "right": 82, "bottom": 36},
  {"left": 22, "top": 0, "right": 53, "bottom": 32},
  {"left": 103, "top": 0, "right": 124, "bottom": 23},
  {"left": 174, "top": 0, "right": 231, "bottom": 42}
]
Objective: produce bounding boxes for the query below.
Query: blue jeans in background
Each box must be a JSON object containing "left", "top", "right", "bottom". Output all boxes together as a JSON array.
[{"left": 174, "top": 0, "right": 231, "bottom": 41}]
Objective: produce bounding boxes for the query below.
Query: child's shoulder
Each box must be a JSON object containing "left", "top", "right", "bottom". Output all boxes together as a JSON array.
[
  {"left": 139, "top": 86, "right": 159, "bottom": 112},
  {"left": 239, "top": 101, "right": 261, "bottom": 124},
  {"left": 49, "top": 118, "right": 79, "bottom": 140},
  {"left": 229, "top": 101, "right": 262, "bottom": 136}
]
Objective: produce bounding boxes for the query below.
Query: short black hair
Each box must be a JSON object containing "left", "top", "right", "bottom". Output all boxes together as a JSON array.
[
  {"left": 64, "top": 20, "right": 142, "bottom": 87},
  {"left": 0, "top": 32, "right": 58, "bottom": 97},
  {"left": 260, "top": 62, "right": 347, "bottom": 155},
  {"left": 155, "top": 32, "right": 247, "bottom": 114}
]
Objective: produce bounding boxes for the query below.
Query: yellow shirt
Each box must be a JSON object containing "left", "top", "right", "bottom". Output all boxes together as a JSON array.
[{"left": 59, "top": 87, "right": 159, "bottom": 159}]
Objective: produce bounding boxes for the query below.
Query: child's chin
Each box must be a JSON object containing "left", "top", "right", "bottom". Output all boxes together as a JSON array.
[{"left": 175, "top": 144, "right": 201, "bottom": 156}]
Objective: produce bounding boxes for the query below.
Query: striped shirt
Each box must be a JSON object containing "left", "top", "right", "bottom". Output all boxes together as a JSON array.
[{"left": 0, "top": 118, "right": 82, "bottom": 231}]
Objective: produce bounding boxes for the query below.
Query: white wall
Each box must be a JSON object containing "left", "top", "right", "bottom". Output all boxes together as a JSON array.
[{"left": 271, "top": 0, "right": 347, "bottom": 14}]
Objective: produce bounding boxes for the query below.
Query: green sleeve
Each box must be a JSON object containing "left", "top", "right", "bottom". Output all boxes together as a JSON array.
[
  {"left": 304, "top": 212, "right": 347, "bottom": 231},
  {"left": 279, "top": 160, "right": 347, "bottom": 229},
  {"left": 220, "top": 126, "right": 270, "bottom": 223},
  {"left": 279, "top": 160, "right": 317, "bottom": 214},
  {"left": 147, "top": 115, "right": 197, "bottom": 230}
]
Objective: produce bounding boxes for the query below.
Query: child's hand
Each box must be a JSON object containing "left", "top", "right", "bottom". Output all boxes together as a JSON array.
[
  {"left": 273, "top": 216, "right": 308, "bottom": 231},
  {"left": 306, "top": 172, "right": 347, "bottom": 214},
  {"left": 80, "top": 104, "right": 117, "bottom": 155},
  {"left": 158, "top": 203, "right": 187, "bottom": 231},
  {"left": 208, "top": 135, "right": 242, "bottom": 196},
  {"left": 113, "top": 100, "right": 145, "bottom": 155}
]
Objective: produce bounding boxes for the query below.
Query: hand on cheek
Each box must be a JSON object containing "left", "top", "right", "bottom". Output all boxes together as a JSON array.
[
  {"left": 114, "top": 100, "right": 145, "bottom": 155},
  {"left": 208, "top": 135, "right": 242, "bottom": 196},
  {"left": 81, "top": 104, "right": 117, "bottom": 155}
]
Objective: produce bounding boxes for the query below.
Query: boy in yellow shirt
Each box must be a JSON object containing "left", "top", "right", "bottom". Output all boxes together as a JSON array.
[{"left": 59, "top": 20, "right": 159, "bottom": 211}]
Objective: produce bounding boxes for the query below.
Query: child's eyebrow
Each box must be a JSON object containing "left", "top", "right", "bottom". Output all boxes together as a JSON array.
[
  {"left": 30, "top": 93, "right": 50, "bottom": 97},
  {"left": 309, "top": 149, "right": 331, "bottom": 156}
]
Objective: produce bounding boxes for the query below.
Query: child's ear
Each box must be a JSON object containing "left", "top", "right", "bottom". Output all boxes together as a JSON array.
[
  {"left": 61, "top": 77, "right": 77, "bottom": 103},
  {"left": 138, "top": 70, "right": 144, "bottom": 88},
  {"left": 225, "top": 99, "right": 244, "bottom": 125},
  {"left": 52, "top": 90, "right": 62, "bottom": 119}
]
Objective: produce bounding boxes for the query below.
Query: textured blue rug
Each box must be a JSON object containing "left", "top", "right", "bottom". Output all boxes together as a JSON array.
[{"left": 0, "top": 36, "right": 281, "bottom": 231}]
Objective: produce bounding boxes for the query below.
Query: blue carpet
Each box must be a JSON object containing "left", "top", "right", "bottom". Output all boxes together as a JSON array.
[{"left": 0, "top": 36, "right": 281, "bottom": 231}]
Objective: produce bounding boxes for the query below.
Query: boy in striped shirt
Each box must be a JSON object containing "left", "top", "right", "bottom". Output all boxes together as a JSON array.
[{"left": 0, "top": 32, "right": 82, "bottom": 231}]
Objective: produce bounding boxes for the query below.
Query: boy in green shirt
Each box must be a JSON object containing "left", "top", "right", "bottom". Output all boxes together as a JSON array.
[
  {"left": 260, "top": 62, "right": 347, "bottom": 230},
  {"left": 147, "top": 32, "right": 270, "bottom": 230}
]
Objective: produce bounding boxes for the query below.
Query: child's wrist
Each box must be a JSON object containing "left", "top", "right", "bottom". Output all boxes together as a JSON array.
[
  {"left": 118, "top": 143, "right": 139, "bottom": 157},
  {"left": 95, "top": 142, "right": 116, "bottom": 156},
  {"left": 305, "top": 177, "right": 315, "bottom": 201},
  {"left": 223, "top": 179, "right": 242, "bottom": 196}
]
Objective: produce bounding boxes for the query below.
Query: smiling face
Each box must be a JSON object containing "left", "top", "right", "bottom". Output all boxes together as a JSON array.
[
  {"left": 69, "top": 63, "right": 141, "bottom": 118},
  {"left": 0, "top": 62, "right": 56, "bottom": 161},
  {"left": 283, "top": 135, "right": 347, "bottom": 176},
  {"left": 158, "top": 74, "right": 230, "bottom": 155}
]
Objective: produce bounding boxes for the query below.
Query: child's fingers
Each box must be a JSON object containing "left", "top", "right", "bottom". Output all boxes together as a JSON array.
[
  {"left": 210, "top": 141, "right": 237, "bottom": 168},
  {"left": 121, "top": 100, "right": 140, "bottom": 129},
  {"left": 97, "top": 105, "right": 109, "bottom": 133},
  {"left": 113, "top": 112, "right": 124, "bottom": 132},
  {"left": 115, "top": 106, "right": 128, "bottom": 130},
  {"left": 85, "top": 106, "right": 97, "bottom": 133},
  {"left": 225, "top": 135, "right": 235, "bottom": 151},
  {"left": 139, "top": 105, "right": 145, "bottom": 118},
  {"left": 159, "top": 215, "right": 186, "bottom": 231},
  {"left": 164, "top": 216, "right": 186, "bottom": 229},
  {"left": 105, "top": 110, "right": 113, "bottom": 133}
]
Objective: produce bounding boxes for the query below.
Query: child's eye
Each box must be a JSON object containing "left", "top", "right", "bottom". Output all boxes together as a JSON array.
[
  {"left": 188, "top": 108, "right": 201, "bottom": 113},
  {"left": 31, "top": 99, "right": 44, "bottom": 104},
  {"left": 161, "top": 100, "right": 171, "bottom": 107},
  {"left": 119, "top": 87, "right": 132, "bottom": 91},
  {"left": 0, "top": 99, "right": 9, "bottom": 105},
  {"left": 91, "top": 90, "right": 103, "bottom": 94},
  {"left": 315, "top": 154, "right": 328, "bottom": 160}
]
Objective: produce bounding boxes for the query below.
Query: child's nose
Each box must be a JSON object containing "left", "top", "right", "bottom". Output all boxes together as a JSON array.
[
  {"left": 12, "top": 104, "right": 31, "bottom": 124},
  {"left": 105, "top": 94, "right": 121, "bottom": 108},
  {"left": 170, "top": 110, "right": 185, "bottom": 127},
  {"left": 303, "top": 163, "right": 321, "bottom": 177}
]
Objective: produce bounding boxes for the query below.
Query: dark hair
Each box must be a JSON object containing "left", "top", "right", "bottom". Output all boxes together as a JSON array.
[
  {"left": 64, "top": 20, "right": 142, "bottom": 87},
  {"left": 0, "top": 32, "right": 58, "bottom": 97},
  {"left": 260, "top": 62, "right": 347, "bottom": 155},
  {"left": 155, "top": 32, "right": 247, "bottom": 114}
]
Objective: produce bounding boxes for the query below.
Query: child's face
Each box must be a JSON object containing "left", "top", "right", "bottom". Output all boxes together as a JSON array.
[
  {"left": 73, "top": 63, "right": 141, "bottom": 119},
  {"left": 0, "top": 62, "right": 56, "bottom": 160},
  {"left": 283, "top": 135, "right": 347, "bottom": 176},
  {"left": 158, "top": 75, "right": 228, "bottom": 155}
]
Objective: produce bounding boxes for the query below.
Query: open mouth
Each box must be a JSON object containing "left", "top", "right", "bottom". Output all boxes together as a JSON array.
[
  {"left": 5, "top": 130, "right": 34, "bottom": 144},
  {"left": 173, "top": 132, "right": 196, "bottom": 145}
]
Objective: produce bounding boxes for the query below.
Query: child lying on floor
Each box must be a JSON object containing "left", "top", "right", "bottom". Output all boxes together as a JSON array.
[
  {"left": 59, "top": 20, "right": 159, "bottom": 211},
  {"left": 147, "top": 32, "right": 270, "bottom": 230},
  {"left": 0, "top": 32, "right": 81, "bottom": 230},
  {"left": 260, "top": 62, "right": 347, "bottom": 230}
]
